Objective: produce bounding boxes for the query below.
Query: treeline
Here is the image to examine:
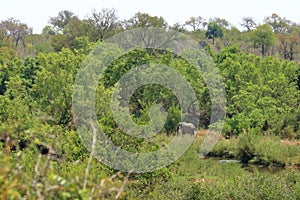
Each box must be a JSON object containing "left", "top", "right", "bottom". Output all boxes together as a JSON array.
[
  {"left": 0, "top": 38, "right": 299, "bottom": 146},
  {"left": 0, "top": 9, "right": 299, "bottom": 142},
  {"left": 0, "top": 9, "right": 299, "bottom": 144},
  {"left": 0, "top": 10, "right": 300, "bottom": 61}
]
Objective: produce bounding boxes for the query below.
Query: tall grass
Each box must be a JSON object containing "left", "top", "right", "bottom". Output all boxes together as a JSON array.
[{"left": 137, "top": 132, "right": 300, "bottom": 200}]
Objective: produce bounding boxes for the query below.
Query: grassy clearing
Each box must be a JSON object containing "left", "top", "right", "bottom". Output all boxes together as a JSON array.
[
  {"left": 1, "top": 130, "right": 299, "bottom": 199},
  {"left": 125, "top": 131, "right": 300, "bottom": 199},
  {"left": 195, "top": 130, "right": 300, "bottom": 167}
]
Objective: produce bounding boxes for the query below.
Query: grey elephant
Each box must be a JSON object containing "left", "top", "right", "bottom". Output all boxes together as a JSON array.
[{"left": 176, "top": 122, "right": 195, "bottom": 136}]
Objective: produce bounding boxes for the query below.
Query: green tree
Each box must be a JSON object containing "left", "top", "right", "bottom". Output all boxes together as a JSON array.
[
  {"left": 210, "top": 17, "right": 229, "bottom": 29},
  {"left": 215, "top": 46, "right": 299, "bottom": 136},
  {"left": 24, "top": 34, "right": 52, "bottom": 55},
  {"left": 49, "top": 10, "right": 78, "bottom": 33},
  {"left": 32, "top": 48, "right": 84, "bottom": 127},
  {"left": 222, "top": 27, "right": 242, "bottom": 47},
  {"left": 123, "top": 12, "right": 168, "bottom": 29},
  {"left": 64, "top": 19, "right": 90, "bottom": 39},
  {"left": 0, "top": 18, "right": 32, "bottom": 51},
  {"left": 0, "top": 47, "right": 20, "bottom": 95},
  {"left": 277, "top": 24, "right": 300, "bottom": 60},
  {"left": 41, "top": 25, "right": 57, "bottom": 36},
  {"left": 205, "top": 22, "right": 224, "bottom": 45},
  {"left": 87, "top": 8, "right": 121, "bottom": 42},
  {"left": 252, "top": 24, "right": 276, "bottom": 57},
  {"left": 264, "top": 13, "right": 291, "bottom": 33},
  {"left": 50, "top": 34, "right": 72, "bottom": 51}
]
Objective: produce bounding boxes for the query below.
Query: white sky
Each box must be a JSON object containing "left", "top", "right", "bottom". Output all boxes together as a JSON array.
[{"left": 1, "top": 0, "right": 299, "bottom": 33}]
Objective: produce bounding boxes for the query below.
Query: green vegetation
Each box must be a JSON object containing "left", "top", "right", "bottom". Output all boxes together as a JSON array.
[
  {"left": 145, "top": 135, "right": 300, "bottom": 200},
  {"left": 0, "top": 9, "right": 299, "bottom": 199}
]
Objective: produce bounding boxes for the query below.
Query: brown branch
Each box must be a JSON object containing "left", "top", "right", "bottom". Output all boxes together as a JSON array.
[{"left": 115, "top": 171, "right": 131, "bottom": 199}]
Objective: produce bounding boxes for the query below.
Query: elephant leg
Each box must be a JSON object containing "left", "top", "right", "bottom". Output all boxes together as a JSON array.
[{"left": 177, "top": 128, "right": 182, "bottom": 136}]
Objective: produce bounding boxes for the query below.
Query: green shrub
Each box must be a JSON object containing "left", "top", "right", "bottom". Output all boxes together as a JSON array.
[{"left": 237, "top": 129, "right": 261, "bottom": 163}]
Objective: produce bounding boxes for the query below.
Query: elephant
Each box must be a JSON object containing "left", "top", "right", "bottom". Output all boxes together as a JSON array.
[{"left": 176, "top": 122, "right": 195, "bottom": 136}]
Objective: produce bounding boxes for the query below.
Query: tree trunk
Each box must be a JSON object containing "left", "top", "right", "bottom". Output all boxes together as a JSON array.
[
  {"left": 281, "top": 41, "right": 288, "bottom": 60},
  {"left": 289, "top": 45, "right": 294, "bottom": 61}
]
